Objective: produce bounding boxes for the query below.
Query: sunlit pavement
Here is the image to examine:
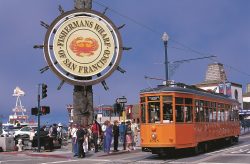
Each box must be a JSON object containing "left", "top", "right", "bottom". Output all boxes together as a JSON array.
[{"left": 0, "top": 142, "right": 142, "bottom": 160}]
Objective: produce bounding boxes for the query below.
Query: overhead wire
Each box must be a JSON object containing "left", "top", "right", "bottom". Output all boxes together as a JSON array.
[{"left": 93, "top": 0, "right": 250, "bottom": 78}]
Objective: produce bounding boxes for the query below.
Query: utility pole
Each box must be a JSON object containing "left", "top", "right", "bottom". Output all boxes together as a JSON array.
[
  {"left": 73, "top": 0, "right": 94, "bottom": 127},
  {"left": 37, "top": 84, "right": 41, "bottom": 152}
]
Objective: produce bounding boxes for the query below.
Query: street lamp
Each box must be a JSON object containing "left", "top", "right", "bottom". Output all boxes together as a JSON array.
[{"left": 162, "top": 32, "right": 169, "bottom": 83}]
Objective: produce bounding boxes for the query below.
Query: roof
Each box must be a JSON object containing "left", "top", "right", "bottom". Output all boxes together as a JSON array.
[
  {"left": 195, "top": 81, "right": 242, "bottom": 88},
  {"left": 243, "top": 92, "right": 250, "bottom": 97},
  {"left": 140, "top": 83, "right": 237, "bottom": 103}
]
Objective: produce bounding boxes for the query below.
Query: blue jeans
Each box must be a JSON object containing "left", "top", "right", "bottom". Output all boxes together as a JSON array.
[{"left": 72, "top": 137, "right": 78, "bottom": 156}]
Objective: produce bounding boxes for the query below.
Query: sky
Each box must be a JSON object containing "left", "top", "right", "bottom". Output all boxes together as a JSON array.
[{"left": 0, "top": 0, "right": 249, "bottom": 124}]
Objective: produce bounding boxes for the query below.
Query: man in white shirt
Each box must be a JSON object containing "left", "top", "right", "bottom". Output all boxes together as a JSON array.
[{"left": 71, "top": 124, "right": 78, "bottom": 157}]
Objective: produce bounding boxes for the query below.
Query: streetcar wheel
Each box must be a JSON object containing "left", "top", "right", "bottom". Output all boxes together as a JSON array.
[
  {"left": 158, "top": 153, "right": 167, "bottom": 158},
  {"left": 204, "top": 143, "right": 209, "bottom": 153},
  {"left": 234, "top": 136, "right": 239, "bottom": 143},
  {"left": 192, "top": 146, "right": 199, "bottom": 155}
]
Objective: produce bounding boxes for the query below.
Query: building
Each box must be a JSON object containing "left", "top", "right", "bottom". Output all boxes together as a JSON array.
[
  {"left": 67, "top": 104, "right": 140, "bottom": 124},
  {"left": 195, "top": 63, "right": 243, "bottom": 108},
  {"left": 243, "top": 84, "right": 250, "bottom": 103}
]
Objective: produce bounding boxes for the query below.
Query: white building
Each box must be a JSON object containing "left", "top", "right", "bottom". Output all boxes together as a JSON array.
[
  {"left": 243, "top": 84, "right": 250, "bottom": 103},
  {"left": 195, "top": 63, "right": 243, "bottom": 109}
]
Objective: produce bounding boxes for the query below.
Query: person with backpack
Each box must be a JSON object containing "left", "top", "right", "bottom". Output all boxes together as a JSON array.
[{"left": 91, "top": 120, "right": 101, "bottom": 153}]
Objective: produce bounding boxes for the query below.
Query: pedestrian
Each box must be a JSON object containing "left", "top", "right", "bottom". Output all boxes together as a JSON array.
[
  {"left": 113, "top": 120, "right": 119, "bottom": 152},
  {"left": 71, "top": 123, "right": 78, "bottom": 157},
  {"left": 76, "top": 125, "right": 86, "bottom": 158},
  {"left": 57, "top": 123, "right": 63, "bottom": 145},
  {"left": 131, "top": 119, "right": 139, "bottom": 150},
  {"left": 68, "top": 123, "right": 72, "bottom": 140},
  {"left": 83, "top": 126, "right": 89, "bottom": 154},
  {"left": 119, "top": 122, "right": 126, "bottom": 150},
  {"left": 104, "top": 121, "right": 113, "bottom": 154},
  {"left": 125, "top": 123, "right": 132, "bottom": 151},
  {"left": 91, "top": 120, "right": 100, "bottom": 153},
  {"left": 86, "top": 124, "right": 92, "bottom": 151},
  {"left": 102, "top": 120, "right": 108, "bottom": 152}
]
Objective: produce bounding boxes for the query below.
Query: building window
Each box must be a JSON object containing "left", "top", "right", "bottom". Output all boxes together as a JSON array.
[{"left": 234, "top": 89, "right": 238, "bottom": 100}]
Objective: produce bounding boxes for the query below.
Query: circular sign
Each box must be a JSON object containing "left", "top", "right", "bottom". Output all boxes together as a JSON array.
[{"left": 44, "top": 9, "right": 123, "bottom": 86}]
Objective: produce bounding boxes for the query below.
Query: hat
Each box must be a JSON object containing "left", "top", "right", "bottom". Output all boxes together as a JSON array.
[{"left": 58, "top": 123, "right": 63, "bottom": 127}]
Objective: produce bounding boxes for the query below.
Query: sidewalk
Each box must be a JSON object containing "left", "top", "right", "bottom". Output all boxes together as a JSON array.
[
  {"left": 240, "top": 127, "right": 250, "bottom": 136},
  {"left": 1, "top": 143, "right": 141, "bottom": 159}
]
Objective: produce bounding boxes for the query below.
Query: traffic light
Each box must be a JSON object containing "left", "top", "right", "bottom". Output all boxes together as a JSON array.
[
  {"left": 42, "top": 83, "right": 47, "bottom": 99},
  {"left": 41, "top": 106, "right": 50, "bottom": 115},
  {"left": 31, "top": 107, "right": 38, "bottom": 115}
]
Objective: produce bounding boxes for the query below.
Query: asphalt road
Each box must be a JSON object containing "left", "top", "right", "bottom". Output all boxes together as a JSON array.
[{"left": 1, "top": 130, "right": 250, "bottom": 164}]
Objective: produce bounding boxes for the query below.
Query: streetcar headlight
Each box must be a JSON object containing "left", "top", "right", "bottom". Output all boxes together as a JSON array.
[{"left": 151, "top": 132, "right": 157, "bottom": 140}]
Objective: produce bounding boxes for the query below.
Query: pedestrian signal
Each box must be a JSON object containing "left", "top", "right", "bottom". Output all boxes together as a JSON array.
[
  {"left": 31, "top": 107, "right": 38, "bottom": 115},
  {"left": 41, "top": 106, "right": 50, "bottom": 115}
]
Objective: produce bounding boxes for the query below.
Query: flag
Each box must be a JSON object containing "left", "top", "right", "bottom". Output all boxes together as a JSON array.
[
  {"left": 218, "top": 83, "right": 224, "bottom": 94},
  {"left": 225, "top": 83, "right": 232, "bottom": 97}
]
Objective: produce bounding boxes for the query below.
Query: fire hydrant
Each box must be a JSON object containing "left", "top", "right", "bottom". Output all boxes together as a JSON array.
[{"left": 16, "top": 139, "right": 24, "bottom": 151}]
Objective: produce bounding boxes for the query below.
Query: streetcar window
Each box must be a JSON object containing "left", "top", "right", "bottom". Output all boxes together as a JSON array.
[
  {"left": 200, "top": 100, "right": 204, "bottom": 107},
  {"left": 195, "top": 106, "right": 200, "bottom": 122},
  {"left": 209, "top": 108, "right": 213, "bottom": 122},
  {"left": 176, "top": 105, "right": 184, "bottom": 122},
  {"left": 140, "top": 97, "right": 145, "bottom": 103},
  {"left": 163, "top": 96, "right": 172, "bottom": 102},
  {"left": 225, "top": 109, "right": 229, "bottom": 121},
  {"left": 148, "top": 102, "right": 160, "bottom": 123},
  {"left": 195, "top": 100, "right": 199, "bottom": 106},
  {"left": 229, "top": 106, "right": 233, "bottom": 121},
  {"left": 141, "top": 103, "right": 146, "bottom": 123},
  {"left": 185, "top": 98, "right": 192, "bottom": 104},
  {"left": 221, "top": 109, "right": 225, "bottom": 121},
  {"left": 163, "top": 103, "right": 173, "bottom": 123},
  {"left": 200, "top": 106, "right": 205, "bottom": 122},
  {"left": 205, "top": 107, "right": 209, "bottom": 122},
  {"left": 213, "top": 108, "right": 217, "bottom": 121},
  {"left": 184, "top": 106, "right": 192, "bottom": 122},
  {"left": 175, "top": 97, "right": 184, "bottom": 104},
  {"left": 217, "top": 110, "right": 221, "bottom": 121}
]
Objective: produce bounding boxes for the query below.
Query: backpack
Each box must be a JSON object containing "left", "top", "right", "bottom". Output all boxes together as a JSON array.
[{"left": 92, "top": 123, "right": 99, "bottom": 134}]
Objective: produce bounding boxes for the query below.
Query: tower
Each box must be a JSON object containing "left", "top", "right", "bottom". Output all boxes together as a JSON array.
[{"left": 204, "top": 62, "right": 227, "bottom": 83}]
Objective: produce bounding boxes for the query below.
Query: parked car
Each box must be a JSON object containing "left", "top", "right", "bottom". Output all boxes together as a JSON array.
[
  {"left": 1, "top": 125, "right": 16, "bottom": 136},
  {"left": 14, "top": 126, "right": 37, "bottom": 138}
]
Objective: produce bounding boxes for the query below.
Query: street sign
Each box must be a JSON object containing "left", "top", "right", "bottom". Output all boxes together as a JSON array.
[{"left": 116, "top": 97, "right": 127, "bottom": 103}]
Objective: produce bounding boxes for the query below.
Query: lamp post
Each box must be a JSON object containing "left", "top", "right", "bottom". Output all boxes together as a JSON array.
[{"left": 162, "top": 32, "right": 169, "bottom": 83}]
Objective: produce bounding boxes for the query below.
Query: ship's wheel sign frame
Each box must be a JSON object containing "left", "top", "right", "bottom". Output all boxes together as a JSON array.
[{"left": 44, "top": 9, "right": 123, "bottom": 86}]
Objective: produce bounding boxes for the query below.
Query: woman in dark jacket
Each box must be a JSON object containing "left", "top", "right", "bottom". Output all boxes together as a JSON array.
[{"left": 113, "top": 120, "right": 119, "bottom": 151}]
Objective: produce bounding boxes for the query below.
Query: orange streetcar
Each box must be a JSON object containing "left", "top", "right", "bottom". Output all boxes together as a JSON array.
[{"left": 140, "top": 83, "right": 240, "bottom": 155}]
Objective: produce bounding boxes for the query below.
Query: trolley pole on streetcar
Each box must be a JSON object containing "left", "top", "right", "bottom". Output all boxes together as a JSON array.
[{"left": 162, "top": 32, "right": 169, "bottom": 83}]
